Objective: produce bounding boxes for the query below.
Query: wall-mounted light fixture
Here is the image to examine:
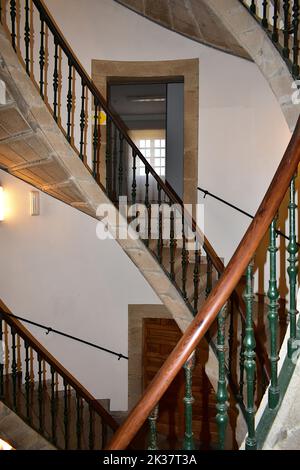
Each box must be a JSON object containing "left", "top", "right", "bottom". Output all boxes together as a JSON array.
[
  {"left": 30, "top": 191, "right": 40, "bottom": 216},
  {"left": 0, "top": 186, "right": 4, "bottom": 221}
]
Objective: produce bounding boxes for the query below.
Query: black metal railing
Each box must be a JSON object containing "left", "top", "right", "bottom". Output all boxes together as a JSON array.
[
  {"left": 241, "top": 0, "right": 300, "bottom": 78},
  {"left": 0, "top": 307, "right": 118, "bottom": 449}
]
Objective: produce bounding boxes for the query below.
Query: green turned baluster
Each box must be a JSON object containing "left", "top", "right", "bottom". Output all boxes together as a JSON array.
[
  {"left": 10, "top": 0, "right": 17, "bottom": 51},
  {"left": 181, "top": 212, "right": 188, "bottom": 302},
  {"left": 238, "top": 324, "right": 245, "bottom": 402},
  {"left": 292, "top": 0, "right": 300, "bottom": 77},
  {"left": 206, "top": 256, "right": 213, "bottom": 299},
  {"left": 131, "top": 150, "right": 137, "bottom": 205},
  {"left": 267, "top": 218, "right": 280, "bottom": 409},
  {"left": 183, "top": 352, "right": 196, "bottom": 450},
  {"left": 288, "top": 175, "right": 299, "bottom": 358},
  {"left": 193, "top": 239, "right": 200, "bottom": 315},
  {"left": 53, "top": 40, "right": 59, "bottom": 122},
  {"left": 0, "top": 314, "right": 3, "bottom": 399},
  {"left": 170, "top": 205, "right": 176, "bottom": 281},
  {"left": 92, "top": 101, "right": 99, "bottom": 181},
  {"left": 24, "top": 341, "right": 31, "bottom": 423},
  {"left": 63, "top": 379, "right": 69, "bottom": 449},
  {"left": 76, "top": 394, "right": 82, "bottom": 449},
  {"left": 118, "top": 133, "right": 124, "bottom": 196},
  {"left": 283, "top": 0, "right": 291, "bottom": 58},
  {"left": 38, "top": 355, "right": 44, "bottom": 433},
  {"left": 50, "top": 366, "right": 57, "bottom": 445},
  {"left": 148, "top": 405, "right": 159, "bottom": 450},
  {"left": 243, "top": 261, "right": 257, "bottom": 450},
  {"left": 24, "top": 0, "right": 30, "bottom": 75},
  {"left": 11, "top": 327, "right": 17, "bottom": 411},
  {"left": 106, "top": 117, "right": 112, "bottom": 196},
  {"left": 228, "top": 301, "right": 234, "bottom": 380},
  {"left": 66, "top": 60, "right": 73, "bottom": 143},
  {"left": 39, "top": 15, "right": 45, "bottom": 99},
  {"left": 79, "top": 81, "right": 86, "bottom": 161},
  {"left": 216, "top": 304, "right": 229, "bottom": 450},
  {"left": 89, "top": 405, "right": 95, "bottom": 450}
]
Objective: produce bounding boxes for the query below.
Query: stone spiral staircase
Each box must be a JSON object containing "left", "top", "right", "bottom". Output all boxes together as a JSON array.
[{"left": 0, "top": 0, "right": 299, "bottom": 451}]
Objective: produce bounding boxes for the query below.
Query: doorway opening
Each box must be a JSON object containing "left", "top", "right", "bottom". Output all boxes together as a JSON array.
[{"left": 108, "top": 79, "right": 184, "bottom": 199}]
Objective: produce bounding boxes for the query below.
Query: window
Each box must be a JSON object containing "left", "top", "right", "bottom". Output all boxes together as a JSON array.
[{"left": 137, "top": 138, "right": 166, "bottom": 177}]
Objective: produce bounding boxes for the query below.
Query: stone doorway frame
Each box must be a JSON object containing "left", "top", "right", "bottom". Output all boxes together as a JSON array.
[
  {"left": 91, "top": 58, "right": 199, "bottom": 206},
  {"left": 128, "top": 304, "right": 172, "bottom": 412}
]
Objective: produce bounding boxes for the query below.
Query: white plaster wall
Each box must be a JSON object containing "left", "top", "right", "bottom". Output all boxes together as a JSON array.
[
  {"left": 0, "top": 169, "right": 160, "bottom": 410},
  {"left": 44, "top": 0, "right": 291, "bottom": 266}
]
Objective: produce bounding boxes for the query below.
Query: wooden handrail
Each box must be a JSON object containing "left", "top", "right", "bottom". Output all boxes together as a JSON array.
[
  {"left": 0, "top": 300, "right": 118, "bottom": 432},
  {"left": 107, "top": 117, "right": 300, "bottom": 449}
]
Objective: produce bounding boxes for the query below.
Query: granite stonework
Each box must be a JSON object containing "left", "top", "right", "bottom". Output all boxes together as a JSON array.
[
  {"left": 0, "top": 401, "right": 55, "bottom": 450},
  {"left": 114, "top": 0, "right": 251, "bottom": 60}
]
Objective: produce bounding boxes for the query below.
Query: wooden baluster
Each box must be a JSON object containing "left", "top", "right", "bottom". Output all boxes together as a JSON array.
[
  {"left": 181, "top": 212, "right": 188, "bottom": 302},
  {"left": 288, "top": 174, "right": 299, "bottom": 358},
  {"left": 243, "top": 261, "right": 257, "bottom": 450},
  {"left": 147, "top": 405, "right": 159, "bottom": 450},
  {"left": 216, "top": 303, "right": 229, "bottom": 450},
  {"left": 38, "top": 354, "right": 44, "bottom": 433},
  {"left": 272, "top": 0, "right": 279, "bottom": 42},
  {"left": 262, "top": 0, "right": 268, "bottom": 27},
  {"left": 228, "top": 300, "right": 234, "bottom": 380},
  {"left": 50, "top": 366, "right": 57, "bottom": 445},
  {"left": 170, "top": 204, "right": 176, "bottom": 281},
  {"left": 206, "top": 256, "right": 213, "bottom": 299},
  {"left": 11, "top": 327, "right": 17, "bottom": 411},
  {"left": 76, "top": 394, "right": 82, "bottom": 449},
  {"left": 10, "top": 0, "right": 17, "bottom": 51},
  {"left": 292, "top": 0, "right": 300, "bottom": 76},
  {"left": 63, "top": 379, "right": 69, "bottom": 449},
  {"left": 283, "top": 0, "right": 291, "bottom": 58},
  {"left": 193, "top": 239, "right": 200, "bottom": 315},
  {"left": 66, "top": 59, "right": 73, "bottom": 143},
  {"left": 24, "top": 341, "right": 31, "bottom": 423},
  {"left": 118, "top": 133, "right": 124, "bottom": 196},
  {"left": 79, "top": 81, "right": 86, "bottom": 161},
  {"left": 183, "top": 352, "right": 195, "bottom": 450},
  {"left": 267, "top": 218, "right": 280, "bottom": 409},
  {"left": 89, "top": 405, "right": 95, "bottom": 450},
  {"left": 92, "top": 100, "right": 99, "bottom": 182},
  {"left": 24, "top": 0, "right": 30, "bottom": 75},
  {"left": 0, "top": 314, "right": 3, "bottom": 399},
  {"left": 53, "top": 39, "right": 59, "bottom": 122},
  {"left": 106, "top": 116, "right": 112, "bottom": 195},
  {"left": 39, "top": 14, "right": 45, "bottom": 99},
  {"left": 250, "top": 0, "right": 256, "bottom": 14},
  {"left": 131, "top": 150, "right": 137, "bottom": 205}
]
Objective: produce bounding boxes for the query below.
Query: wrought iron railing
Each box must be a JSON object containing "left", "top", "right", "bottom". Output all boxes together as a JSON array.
[
  {"left": 0, "top": 302, "right": 118, "bottom": 449},
  {"left": 241, "top": 0, "right": 300, "bottom": 79}
]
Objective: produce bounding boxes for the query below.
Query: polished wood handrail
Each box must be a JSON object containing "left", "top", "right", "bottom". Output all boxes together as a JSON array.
[
  {"left": 107, "top": 117, "right": 300, "bottom": 449},
  {"left": 0, "top": 300, "right": 118, "bottom": 432}
]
